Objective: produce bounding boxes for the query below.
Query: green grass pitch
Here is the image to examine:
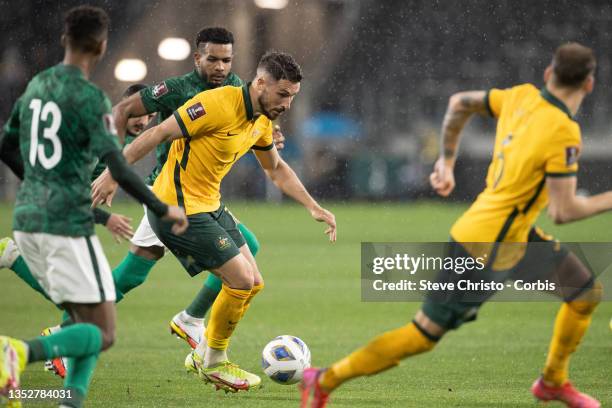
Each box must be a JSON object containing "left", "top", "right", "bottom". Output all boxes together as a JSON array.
[{"left": 0, "top": 201, "right": 610, "bottom": 407}]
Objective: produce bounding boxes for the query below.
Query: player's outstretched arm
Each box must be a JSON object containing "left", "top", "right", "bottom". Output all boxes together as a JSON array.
[
  {"left": 91, "top": 116, "right": 183, "bottom": 207},
  {"left": 112, "top": 92, "right": 149, "bottom": 141},
  {"left": 547, "top": 176, "right": 612, "bottom": 224},
  {"left": 254, "top": 148, "right": 337, "bottom": 242},
  {"left": 430, "top": 90, "right": 488, "bottom": 197}
]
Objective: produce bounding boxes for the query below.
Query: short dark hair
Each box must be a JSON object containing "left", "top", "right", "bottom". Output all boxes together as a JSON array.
[
  {"left": 195, "top": 27, "right": 234, "bottom": 48},
  {"left": 64, "top": 5, "right": 109, "bottom": 53},
  {"left": 122, "top": 83, "right": 148, "bottom": 99},
  {"left": 257, "top": 51, "right": 302, "bottom": 83},
  {"left": 552, "top": 42, "right": 596, "bottom": 88}
]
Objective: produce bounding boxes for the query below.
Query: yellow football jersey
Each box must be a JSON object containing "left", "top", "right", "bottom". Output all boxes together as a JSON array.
[
  {"left": 451, "top": 84, "right": 581, "bottom": 245},
  {"left": 152, "top": 84, "right": 274, "bottom": 214}
]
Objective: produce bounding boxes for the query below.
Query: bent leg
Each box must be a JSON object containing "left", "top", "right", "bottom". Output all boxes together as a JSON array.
[{"left": 319, "top": 310, "right": 443, "bottom": 391}]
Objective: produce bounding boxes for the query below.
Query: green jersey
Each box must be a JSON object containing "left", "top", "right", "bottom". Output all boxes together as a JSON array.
[
  {"left": 139, "top": 70, "right": 242, "bottom": 184},
  {"left": 5, "top": 64, "right": 120, "bottom": 236}
]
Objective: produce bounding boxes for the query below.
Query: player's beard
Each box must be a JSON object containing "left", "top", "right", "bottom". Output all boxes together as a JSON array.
[{"left": 257, "top": 94, "right": 284, "bottom": 120}]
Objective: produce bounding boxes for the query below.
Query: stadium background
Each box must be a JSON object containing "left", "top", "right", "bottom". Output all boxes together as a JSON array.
[{"left": 0, "top": 1, "right": 611, "bottom": 407}]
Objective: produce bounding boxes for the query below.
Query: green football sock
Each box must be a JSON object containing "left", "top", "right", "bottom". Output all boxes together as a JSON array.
[
  {"left": 112, "top": 252, "right": 157, "bottom": 303},
  {"left": 184, "top": 223, "right": 260, "bottom": 319},
  {"left": 238, "top": 223, "right": 260, "bottom": 256},
  {"left": 63, "top": 355, "right": 98, "bottom": 408},
  {"left": 10, "top": 255, "right": 50, "bottom": 300},
  {"left": 185, "top": 275, "right": 222, "bottom": 319},
  {"left": 26, "top": 323, "right": 102, "bottom": 362}
]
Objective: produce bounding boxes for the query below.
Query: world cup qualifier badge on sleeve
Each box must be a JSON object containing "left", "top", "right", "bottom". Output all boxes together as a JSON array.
[
  {"left": 186, "top": 102, "right": 206, "bottom": 121},
  {"left": 566, "top": 146, "right": 580, "bottom": 166},
  {"left": 152, "top": 82, "right": 169, "bottom": 99}
]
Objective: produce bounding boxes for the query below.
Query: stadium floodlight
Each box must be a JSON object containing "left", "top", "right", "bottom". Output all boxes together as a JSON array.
[
  {"left": 114, "top": 59, "right": 147, "bottom": 82},
  {"left": 254, "top": 0, "right": 288, "bottom": 9},
  {"left": 158, "top": 37, "right": 191, "bottom": 61}
]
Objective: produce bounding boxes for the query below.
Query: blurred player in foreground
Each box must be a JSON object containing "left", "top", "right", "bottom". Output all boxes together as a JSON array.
[
  {"left": 92, "top": 51, "right": 337, "bottom": 393},
  {"left": 0, "top": 83, "right": 155, "bottom": 379},
  {"left": 0, "top": 84, "right": 153, "bottom": 304},
  {"left": 0, "top": 6, "right": 187, "bottom": 408},
  {"left": 301, "top": 43, "right": 604, "bottom": 408}
]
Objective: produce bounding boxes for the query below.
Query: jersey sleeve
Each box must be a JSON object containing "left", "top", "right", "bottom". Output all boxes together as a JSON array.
[
  {"left": 0, "top": 96, "right": 22, "bottom": 150},
  {"left": 484, "top": 88, "right": 510, "bottom": 118},
  {"left": 544, "top": 124, "right": 581, "bottom": 177},
  {"left": 251, "top": 123, "right": 274, "bottom": 151},
  {"left": 173, "top": 91, "right": 229, "bottom": 139},
  {"left": 140, "top": 77, "right": 184, "bottom": 114},
  {"left": 0, "top": 97, "right": 24, "bottom": 178},
  {"left": 86, "top": 94, "right": 121, "bottom": 159}
]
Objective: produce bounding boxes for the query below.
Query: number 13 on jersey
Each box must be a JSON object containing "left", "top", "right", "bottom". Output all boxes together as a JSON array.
[{"left": 28, "top": 98, "right": 62, "bottom": 169}]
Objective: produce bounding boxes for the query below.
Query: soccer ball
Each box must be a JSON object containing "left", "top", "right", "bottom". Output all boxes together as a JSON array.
[{"left": 261, "top": 335, "right": 311, "bottom": 385}]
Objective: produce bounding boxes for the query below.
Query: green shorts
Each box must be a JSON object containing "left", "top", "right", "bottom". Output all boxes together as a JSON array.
[
  {"left": 422, "top": 228, "right": 593, "bottom": 330},
  {"left": 148, "top": 204, "right": 246, "bottom": 276}
]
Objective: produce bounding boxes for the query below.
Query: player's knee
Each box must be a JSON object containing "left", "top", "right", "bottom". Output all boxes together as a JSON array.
[
  {"left": 568, "top": 281, "right": 602, "bottom": 315},
  {"left": 227, "top": 256, "right": 254, "bottom": 290},
  {"left": 100, "top": 327, "right": 116, "bottom": 351},
  {"left": 414, "top": 310, "right": 448, "bottom": 340},
  {"left": 131, "top": 244, "right": 164, "bottom": 261}
]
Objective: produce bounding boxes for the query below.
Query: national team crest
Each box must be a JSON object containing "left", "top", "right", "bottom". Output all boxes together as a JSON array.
[
  {"left": 186, "top": 102, "right": 206, "bottom": 121},
  {"left": 152, "top": 82, "right": 169, "bottom": 99},
  {"left": 217, "top": 236, "right": 231, "bottom": 250},
  {"left": 565, "top": 146, "right": 579, "bottom": 166}
]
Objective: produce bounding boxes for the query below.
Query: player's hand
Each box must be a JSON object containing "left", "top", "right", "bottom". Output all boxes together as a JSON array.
[
  {"left": 310, "top": 206, "right": 337, "bottom": 242},
  {"left": 105, "top": 213, "right": 134, "bottom": 243},
  {"left": 430, "top": 157, "right": 456, "bottom": 197},
  {"left": 91, "top": 169, "right": 119, "bottom": 207},
  {"left": 272, "top": 125, "right": 285, "bottom": 150},
  {"left": 163, "top": 205, "right": 189, "bottom": 235}
]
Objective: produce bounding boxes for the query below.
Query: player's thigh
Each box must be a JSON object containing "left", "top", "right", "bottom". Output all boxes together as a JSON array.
[
  {"left": 14, "top": 232, "right": 115, "bottom": 305},
  {"left": 148, "top": 210, "right": 242, "bottom": 277},
  {"left": 216, "top": 206, "right": 260, "bottom": 283},
  {"left": 422, "top": 240, "right": 502, "bottom": 331},
  {"left": 238, "top": 244, "right": 262, "bottom": 285},
  {"left": 514, "top": 229, "right": 594, "bottom": 301},
  {"left": 211, "top": 252, "right": 254, "bottom": 289},
  {"left": 216, "top": 205, "right": 247, "bottom": 252}
]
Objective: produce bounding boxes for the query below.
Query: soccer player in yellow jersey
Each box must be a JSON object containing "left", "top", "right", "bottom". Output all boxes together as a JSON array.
[
  {"left": 300, "top": 43, "right": 604, "bottom": 408},
  {"left": 92, "top": 51, "right": 337, "bottom": 392}
]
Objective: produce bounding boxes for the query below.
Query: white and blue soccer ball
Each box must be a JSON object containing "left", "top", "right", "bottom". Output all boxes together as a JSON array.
[{"left": 261, "top": 335, "right": 311, "bottom": 385}]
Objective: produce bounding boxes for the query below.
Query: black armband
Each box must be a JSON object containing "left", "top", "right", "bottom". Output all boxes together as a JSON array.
[{"left": 93, "top": 207, "right": 111, "bottom": 226}]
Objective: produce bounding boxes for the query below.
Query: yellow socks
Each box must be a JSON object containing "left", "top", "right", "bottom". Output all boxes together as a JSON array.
[
  {"left": 320, "top": 322, "right": 437, "bottom": 391},
  {"left": 543, "top": 289, "right": 600, "bottom": 386},
  {"left": 241, "top": 283, "right": 264, "bottom": 318},
  {"left": 205, "top": 285, "right": 251, "bottom": 350}
]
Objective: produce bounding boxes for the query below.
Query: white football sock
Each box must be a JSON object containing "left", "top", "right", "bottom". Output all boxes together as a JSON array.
[
  {"left": 195, "top": 338, "right": 207, "bottom": 360},
  {"left": 179, "top": 310, "right": 204, "bottom": 325},
  {"left": 204, "top": 345, "right": 227, "bottom": 368}
]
